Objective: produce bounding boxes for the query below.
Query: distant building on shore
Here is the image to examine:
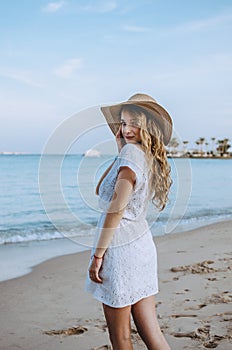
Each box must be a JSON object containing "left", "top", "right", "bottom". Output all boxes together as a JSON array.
[
  {"left": 0, "top": 151, "right": 25, "bottom": 155},
  {"left": 83, "top": 149, "right": 101, "bottom": 157}
]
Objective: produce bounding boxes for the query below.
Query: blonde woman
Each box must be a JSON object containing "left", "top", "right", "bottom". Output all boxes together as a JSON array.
[{"left": 86, "top": 94, "right": 173, "bottom": 350}]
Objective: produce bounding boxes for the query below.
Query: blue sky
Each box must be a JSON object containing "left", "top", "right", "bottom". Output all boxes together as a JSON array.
[{"left": 0, "top": 0, "right": 231, "bottom": 153}]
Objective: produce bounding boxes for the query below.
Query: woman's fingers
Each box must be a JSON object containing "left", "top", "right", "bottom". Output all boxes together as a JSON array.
[
  {"left": 115, "top": 125, "right": 121, "bottom": 138},
  {"left": 89, "top": 260, "right": 103, "bottom": 283},
  {"left": 94, "top": 272, "right": 103, "bottom": 283},
  {"left": 89, "top": 270, "right": 102, "bottom": 283},
  {"left": 115, "top": 125, "right": 124, "bottom": 152}
]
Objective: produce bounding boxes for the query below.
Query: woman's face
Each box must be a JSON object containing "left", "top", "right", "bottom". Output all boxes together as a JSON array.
[{"left": 120, "top": 109, "right": 141, "bottom": 144}]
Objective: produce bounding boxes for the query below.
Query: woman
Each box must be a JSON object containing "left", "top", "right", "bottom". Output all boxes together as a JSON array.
[{"left": 85, "top": 93, "right": 173, "bottom": 350}]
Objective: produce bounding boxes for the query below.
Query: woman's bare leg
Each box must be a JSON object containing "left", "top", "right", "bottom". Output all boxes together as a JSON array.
[
  {"left": 131, "top": 295, "right": 171, "bottom": 350},
  {"left": 103, "top": 303, "right": 133, "bottom": 350}
]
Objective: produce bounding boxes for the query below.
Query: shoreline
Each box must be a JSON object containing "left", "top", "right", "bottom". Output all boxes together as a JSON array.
[
  {"left": 0, "top": 237, "right": 90, "bottom": 282},
  {"left": 1, "top": 153, "right": 232, "bottom": 159},
  {"left": 0, "top": 220, "right": 231, "bottom": 349},
  {"left": 1, "top": 217, "right": 231, "bottom": 283}
]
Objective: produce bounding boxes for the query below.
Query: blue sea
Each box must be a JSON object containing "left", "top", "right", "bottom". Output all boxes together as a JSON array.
[{"left": 0, "top": 154, "right": 232, "bottom": 281}]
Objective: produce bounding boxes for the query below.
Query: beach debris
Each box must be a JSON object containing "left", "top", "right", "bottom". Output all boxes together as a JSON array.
[
  {"left": 92, "top": 346, "right": 112, "bottom": 350},
  {"left": 222, "top": 316, "right": 232, "bottom": 322},
  {"left": 155, "top": 300, "right": 162, "bottom": 307},
  {"left": 170, "top": 260, "right": 219, "bottom": 274},
  {"left": 171, "top": 256, "right": 232, "bottom": 276},
  {"left": 43, "top": 325, "right": 88, "bottom": 336},
  {"left": 172, "top": 324, "right": 232, "bottom": 348},
  {"left": 172, "top": 325, "right": 210, "bottom": 340},
  {"left": 208, "top": 291, "right": 232, "bottom": 304},
  {"left": 94, "top": 323, "right": 108, "bottom": 332},
  {"left": 184, "top": 303, "right": 207, "bottom": 310},
  {"left": 219, "top": 256, "right": 232, "bottom": 261},
  {"left": 202, "top": 334, "right": 230, "bottom": 348},
  {"left": 219, "top": 311, "right": 232, "bottom": 315},
  {"left": 171, "top": 314, "right": 198, "bottom": 318},
  {"left": 173, "top": 276, "right": 179, "bottom": 281},
  {"left": 203, "top": 339, "right": 220, "bottom": 348},
  {"left": 175, "top": 288, "right": 190, "bottom": 294}
]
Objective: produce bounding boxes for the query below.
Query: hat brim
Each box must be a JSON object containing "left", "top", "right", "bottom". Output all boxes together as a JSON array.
[{"left": 101, "top": 100, "right": 172, "bottom": 146}]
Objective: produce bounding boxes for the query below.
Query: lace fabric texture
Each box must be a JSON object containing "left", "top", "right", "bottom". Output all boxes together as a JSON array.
[{"left": 85, "top": 143, "right": 159, "bottom": 307}]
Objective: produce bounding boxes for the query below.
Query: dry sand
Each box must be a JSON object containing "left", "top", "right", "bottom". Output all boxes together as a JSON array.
[{"left": 0, "top": 220, "right": 231, "bottom": 350}]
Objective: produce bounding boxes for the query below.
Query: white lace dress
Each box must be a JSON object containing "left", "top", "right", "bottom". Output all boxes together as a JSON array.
[{"left": 85, "top": 143, "right": 158, "bottom": 307}]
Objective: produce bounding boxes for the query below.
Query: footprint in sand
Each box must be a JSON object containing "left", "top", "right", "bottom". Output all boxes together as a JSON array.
[
  {"left": 170, "top": 260, "right": 218, "bottom": 274},
  {"left": 94, "top": 323, "right": 108, "bottom": 332},
  {"left": 208, "top": 291, "right": 232, "bottom": 304},
  {"left": 172, "top": 324, "right": 231, "bottom": 348},
  {"left": 203, "top": 335, "right": 227, "bottom": 349},
  {"left": 184, "top": 303, "right": 207, "bottom": 310},
  {"left": 43, "top": 326, "right": 88, "bottom": 336},
  {"left": 172, "top": 325, "right": 210, "bottom": 340},
  {"left": 175, "top": 288, "right": 190, "bottom": 294},
  {"left": 171, "top": 314, "right": 197, "bottom": 318},
  {"left": 173, "top": 276, "right": 179, "bottom": 281}
]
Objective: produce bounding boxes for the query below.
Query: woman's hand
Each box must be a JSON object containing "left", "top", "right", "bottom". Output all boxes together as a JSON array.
[
  {"left": 88, "top": 257, "right": 103, "bottom": 283},
  {"left": 115, "top": 125, "right": 124, "bottom": 152}
]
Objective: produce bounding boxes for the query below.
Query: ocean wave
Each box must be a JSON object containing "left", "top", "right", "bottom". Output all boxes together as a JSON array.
[
  {"left": 150, "top": 212, "right": 232, "bottom": 236},
  {"left": 0, "top": 223, "right": 96, "bottom": 245},
  {"left": 1, "top": 155, "right": 232, "bottom": 245},
  {"left": 1, "top": 211, "right": 231, "bottom": 245}
]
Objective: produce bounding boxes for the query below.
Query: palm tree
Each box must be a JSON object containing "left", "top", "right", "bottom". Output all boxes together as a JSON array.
[
  {"left": 211, "top": 137, "right": 216, "bottom": 155},
  {"left": 198, "top": 137, "right": 205, "bottom": 155},
  {"left": 182, "top": 141, "right": 189, "bottom": 155},
  {"left": 217, "top": 139, "right": 231, "bottom": 156},
  {"left": 168, "top": 137, "right": 179, "bottom": 155},
  {"left": 195, "top": 140, "right": 200, "bottom": 155}
]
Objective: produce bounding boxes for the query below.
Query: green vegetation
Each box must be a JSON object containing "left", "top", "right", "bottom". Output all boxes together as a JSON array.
[{"left": 168, "top": 137, "right": 231, "bottom": 158}]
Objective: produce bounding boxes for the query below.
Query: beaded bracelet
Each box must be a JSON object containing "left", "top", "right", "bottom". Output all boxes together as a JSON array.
[
  {"left": 94, "top": 254, "right": 103, "bottom": 259},
  {"left": 91, "top": 254, "right": 103, "bottom": 260}
]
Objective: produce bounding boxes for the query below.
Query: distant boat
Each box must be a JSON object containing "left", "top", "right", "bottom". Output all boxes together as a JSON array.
[{"left": 84, "top": 149, "right": 101, "bottom": 157}]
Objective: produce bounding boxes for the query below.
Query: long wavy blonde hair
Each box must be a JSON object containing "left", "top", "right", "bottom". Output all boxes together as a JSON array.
[
  {"left": 120, "top": 105, "right": 172, "bottom": 210},
  {"left": 96, "top": 105, "right": 172, "bottom": 210}
]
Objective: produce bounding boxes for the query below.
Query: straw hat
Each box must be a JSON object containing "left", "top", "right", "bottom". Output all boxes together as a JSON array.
[{"left": 101, "top": 93, "right": 173, "bottom": 145}]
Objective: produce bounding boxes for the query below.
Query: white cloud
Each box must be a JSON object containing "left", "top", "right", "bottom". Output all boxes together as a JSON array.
[
  {"left": 170, "top": 12, "right": 232, "bottom": 34},
  {"left": 123, "top": 25, "right": 149, "bottom": 33},
  {"left": 54, "top": 58, "right": 83, "bottom": 78},
  {"left": 186, "top": 13, "right": 231, "bottom": 32},
  {"left": 42, "top": 1, "right": 65, "bottom": 13},
  {"left": 0, "top": 70, "right": 42, "bottom": 88},
  {"left": 83, "top": 1, "right": 117, "bottom": 13}
]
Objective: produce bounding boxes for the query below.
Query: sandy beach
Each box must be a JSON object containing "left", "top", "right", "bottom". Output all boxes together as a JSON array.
[{"left": 0, "top": 220, "right": 231, "bottom": 350}]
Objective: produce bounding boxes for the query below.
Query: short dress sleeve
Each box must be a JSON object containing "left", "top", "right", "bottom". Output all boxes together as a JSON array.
[
  {"left": 98, "top": 143, "right": 149, "bottom": 219},
  {"left": 116, "top": 143, "right": 145, "bottom": 187}
]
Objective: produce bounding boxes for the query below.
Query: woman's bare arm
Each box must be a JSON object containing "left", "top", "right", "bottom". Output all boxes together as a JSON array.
[
  {"left": 95, "top": 166, "right": 135, "bottom": 255},
  {"left": 89, "top": 166, "right": 136, "bottom": 283}
]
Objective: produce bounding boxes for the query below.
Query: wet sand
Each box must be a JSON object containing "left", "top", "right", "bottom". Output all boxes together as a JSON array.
[{"left": 0, "top": 220, "right": 231, "bottom": 349}]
